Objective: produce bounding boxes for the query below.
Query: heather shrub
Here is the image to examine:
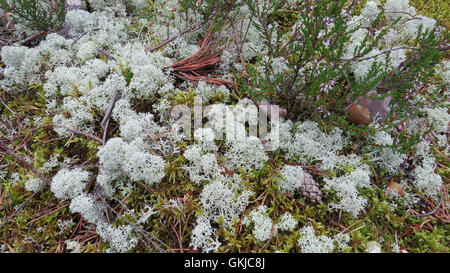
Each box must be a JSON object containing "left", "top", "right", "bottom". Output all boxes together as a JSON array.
[
  {"left": 0, "top": 0, "right": 66, "bottom": 31},
  {"left": 236, "top": 0, "right": 447, "bottom": 131}
]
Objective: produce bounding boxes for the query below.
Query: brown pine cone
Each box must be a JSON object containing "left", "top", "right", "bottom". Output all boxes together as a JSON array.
[{"left": 299, "top": 172, "right": 322, "bottom": 203}]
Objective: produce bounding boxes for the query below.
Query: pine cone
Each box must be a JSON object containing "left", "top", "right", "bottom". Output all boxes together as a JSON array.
[{"left": 299, "top": 172, "right": 322, "bottom": 203}]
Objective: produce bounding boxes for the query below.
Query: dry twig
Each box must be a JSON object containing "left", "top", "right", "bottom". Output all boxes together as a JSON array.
[
  {"left": 0, "top": 139, "right": 50, "bottom": 185},
  {"left": 100, "top": 90, "right": 121, "bottom": 145},
  {"left": 31, "top": 124, "right": 103, "bottom": 144},
  {"left": 149, "top": 9, "right": 219, "bottom": 53}
]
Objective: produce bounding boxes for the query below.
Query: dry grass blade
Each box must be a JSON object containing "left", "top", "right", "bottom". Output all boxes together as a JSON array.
[{"left": 166, "top": 28, "right": 234, "bottom": 86}]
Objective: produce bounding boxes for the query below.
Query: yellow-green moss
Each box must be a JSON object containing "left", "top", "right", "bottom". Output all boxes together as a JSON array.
[
  {"left": 410, "top": 0, "right": 450, "bottom": 28},
  {"left": 355, "top": 0, "right": 449, "bottom": 28}
]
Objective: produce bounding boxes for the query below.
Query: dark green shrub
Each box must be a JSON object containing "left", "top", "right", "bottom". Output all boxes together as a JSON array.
[{"left": 0, "top": 0, "right": 66, "bottom": 31}]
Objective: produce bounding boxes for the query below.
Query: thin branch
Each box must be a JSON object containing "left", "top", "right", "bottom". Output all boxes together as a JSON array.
[
  {"left": 0, "top": 140, "right": 50, "bottom": 230},
  {"left": 411, "top": 189, "right": 445, "bottom": 218},
  {"left": 14, "top": 30, "right": 47, "bottom": 45},
  {"left": 170, "top": 223, "right": 184, "bottom": 253},
  {"left": 71, "top": 27, "right": 100, "bottom": 46},
  {"left": 100, "top": 90, "right": 121, "bottom": 145},
  {"left": 341, "top": 46, "right": 418, "bottom": 62},
  {"left": 99, "top": 193, "right": 172, "bottom": 253},
  {"left": 148, "top": 9, "right": 218, "bottom": 53},
  {"left": 0, "top": 96, "right": 16, "bottom": 114},
  {"left": 237, "top": 16, "right": 252, "bottom": 60},
  {"left": 0, "top": 188, "right": 43, "bottom": 230},
  {"left": 436, "top": 43, "right": 450, "bottom": 51},
  {"left": 0, "top": 140, "right": 50, "bottom": 185},
  {"left": 68, "top": 164, "right": 101, "bottom": 170},
  {"left": 262, "top": 223, "right": 276, "bottom": 250},
  {"left": 97, "top": 49, "right": 116, "bottom": 61},
  {"left": 32, "top": 124, "right": 103, "bottom": 143}
]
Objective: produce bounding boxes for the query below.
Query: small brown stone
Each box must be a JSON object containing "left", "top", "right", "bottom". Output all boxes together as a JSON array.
[
  {"left": 355, "top": 91, "right": 392, "bottom": 123},
  {"left": 348, "top": 104, "right": 371, "bottom": 125}
]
